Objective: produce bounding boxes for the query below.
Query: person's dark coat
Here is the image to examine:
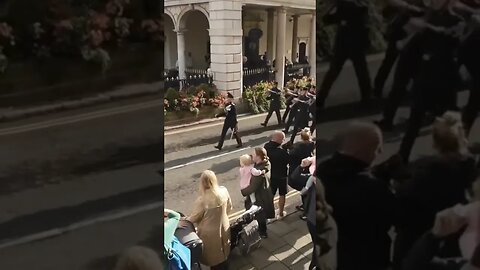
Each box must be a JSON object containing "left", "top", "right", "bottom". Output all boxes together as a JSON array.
[
  {"left": 217, "top": 102, "right": 238, "bottom": 129},
  {"left": 241, "top": 161, "right": 275, "bottom": 220},
  {"left": 293, "top": 96, "right": 311, "bottom": 128},
  {"left": 394, "top": 155, "right": 477, "bottom": 257},
  {"left": 289, "top": 140, "right": 315, "bottom": 174},
  {"left": 318, "top": 152, "right": 395, "bottom": 270},
  {"left": 264, "top": 141, "right": 290, "bottom": 179},
  {"left": 267, "top": 87, "right": 282, "bottom": 110}
]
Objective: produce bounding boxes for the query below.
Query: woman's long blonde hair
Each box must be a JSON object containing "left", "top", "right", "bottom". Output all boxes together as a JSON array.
[
  {"left": 432, "top": 111, "right": 469, "bottom": 158},
  {"left": 199, "top": 170, "right": 223, "bottom": 205}
]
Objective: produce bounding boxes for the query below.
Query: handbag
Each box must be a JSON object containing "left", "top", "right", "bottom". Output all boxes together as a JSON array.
[
  {"left": 237, "top": 219, "right": 262, "bottom": 255},
  {"left": 175, "top": 220, "right": 203, "bottom": 267},
  {"left": 165, "top": 236, "right": 191, "bottom": 270},
  {"left": 289, "top": 165, "right": 311, "bottom": 191}
]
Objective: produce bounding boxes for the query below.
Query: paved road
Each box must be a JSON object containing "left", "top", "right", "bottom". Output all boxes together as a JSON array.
[
  {"left": 0, "top": 95, "right": 163, "bottom": 269},
  {"left": 0, "top": 207, "right": 162, "bottom": 270},
  {"left": 0, "top": 95, "right": 162, "bottom": 223}
]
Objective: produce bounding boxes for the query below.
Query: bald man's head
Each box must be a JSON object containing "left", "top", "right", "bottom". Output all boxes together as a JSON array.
[
  {"left": 340, "top": 122, "right": 383, "bottom": 164},
  {"left": 271, "top": 131, "right": 285, "bottom": 144}
]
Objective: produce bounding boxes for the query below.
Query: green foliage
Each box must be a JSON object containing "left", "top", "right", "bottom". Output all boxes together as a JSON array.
[{"left": 165, "top": 87, "right": 180, "bottom": 105}]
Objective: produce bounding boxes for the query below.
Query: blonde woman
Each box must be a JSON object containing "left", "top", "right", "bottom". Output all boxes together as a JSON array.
[
  {"left": 114, "top": 246, "right": 163, "bottom": 270},
  {"left": 394, "top": 111, "right": 478, "bottom": 268},
  {"left": 187, "top": 170, "right": 232, "bottom": 270}
]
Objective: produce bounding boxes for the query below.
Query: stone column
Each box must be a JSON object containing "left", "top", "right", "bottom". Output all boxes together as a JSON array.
[
  {"left": 209, "top": 0, "right": 243, "bottom": 98},
  {"left": 267, "top": 9, "right": 275, "bottom": 61},
  {"left": 176, "top": 29, "right": 186, "bottom": 81},
  {"left": 309, "top": 13, "right": 316, "bottom": 77},
  {"left": 291, "top": 15, "right": 298, "bottom": 63},
  {"left": 275, "top": 7, "right": 287, "bottom": 87}
]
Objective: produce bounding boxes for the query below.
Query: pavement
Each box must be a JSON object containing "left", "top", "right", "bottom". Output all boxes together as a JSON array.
[
  {"left": 0, "top": 94, "right": 163, "bottom": 269},
  {"left": 228, "top": 202, "right": 313, "bottom": 270}
]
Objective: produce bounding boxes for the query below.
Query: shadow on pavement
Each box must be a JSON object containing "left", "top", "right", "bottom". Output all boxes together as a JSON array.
[
  {"left": 0, "top": 184, "right": 162, "bottom": 242},
  {"left": 73, "top": 141, "right": 163, "bottom": 176}
]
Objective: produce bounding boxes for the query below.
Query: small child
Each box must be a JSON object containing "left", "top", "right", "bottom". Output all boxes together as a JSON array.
[{"left": 239, "top": 154, "right": 265, "bottom": 203}]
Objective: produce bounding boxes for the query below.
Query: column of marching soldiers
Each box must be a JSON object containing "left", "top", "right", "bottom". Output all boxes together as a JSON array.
[{"left": 317, "top": 0, "right": 480, "bottom": 163}]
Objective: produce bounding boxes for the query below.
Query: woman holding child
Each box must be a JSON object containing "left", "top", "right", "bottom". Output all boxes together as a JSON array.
[{"left": 240, "top": 147, "right": 275, "bottom": 238}]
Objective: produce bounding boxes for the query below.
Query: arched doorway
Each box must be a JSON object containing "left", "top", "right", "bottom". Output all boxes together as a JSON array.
[
  {"left": 298, "top": 42, "right": 307, "bottom": 63},
  {"left": 163, "top": 13, "right": 176, "bottom": 70},
  {"left": 181, "top": 10, "right": 210, "bottom": 70}
]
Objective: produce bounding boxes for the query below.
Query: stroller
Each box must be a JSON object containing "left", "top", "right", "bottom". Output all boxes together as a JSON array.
[
  {"left": 229, "top": 205, "right": 263, "bottom": 255},
  {"left": 176, "top": 212, "right": 203, "bottom": 270}
]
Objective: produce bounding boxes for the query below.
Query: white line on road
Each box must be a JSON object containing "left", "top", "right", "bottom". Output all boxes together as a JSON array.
[
  {"left": 165, "top": 146, "right": 252, "bottom": 172},
  {"left": 165, "top": 113, "right": 270, "bottom": 136},
  {"left": 0, "top": 201, "right": 162, "bottom": 250},
  {"left": 0, "top": 100, "right": 161, "bottom": 136}
]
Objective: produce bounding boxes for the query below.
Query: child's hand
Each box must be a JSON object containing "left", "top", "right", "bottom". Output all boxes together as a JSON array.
[{"left": 261, "top": 170, "right": 266, "bottom": 175}]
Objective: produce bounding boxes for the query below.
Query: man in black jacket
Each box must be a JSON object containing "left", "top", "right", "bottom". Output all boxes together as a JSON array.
[
  {"left": 264, "top": 131, "right": 290, "bottom": 219},
  {"left": 214, "top": 92, "right": 243, "bottom": 150},
  {"left": 262, "top": 81, "right": 282, "bottom": 126},
  {"left": 318, "top": 122, "right": 395, "bottom": 270}
]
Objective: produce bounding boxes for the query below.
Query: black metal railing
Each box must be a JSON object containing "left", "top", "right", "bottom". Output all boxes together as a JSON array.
[
  {"left": 163, "top": 68, "right": 212, "bottom": 90},
  {"left": 242, "top": 67, "right": 274, "bottom": 88},
  {"left": 286, "top": 63, "right": 311, "bottom": 80}
]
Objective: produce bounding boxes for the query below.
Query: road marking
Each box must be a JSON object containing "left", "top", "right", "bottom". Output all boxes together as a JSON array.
[
  {"left": 165, "top": 112, "right": 274, "bottom": 136},
  {"left": 165, "top": 146, "right": 252, "bottom": 172},
  {"left": 0, "top": 201, "right": 162, "bottom": 250},
  {"left": 0, "top": 100, "right": 161, "bottom": 136}
]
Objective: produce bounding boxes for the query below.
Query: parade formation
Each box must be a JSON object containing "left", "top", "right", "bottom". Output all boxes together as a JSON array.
[{"left": 164, "top": 0, "right": 480, "bottom": 269}]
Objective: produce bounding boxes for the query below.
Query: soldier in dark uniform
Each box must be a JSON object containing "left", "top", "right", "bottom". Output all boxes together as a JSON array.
[
  {"left": 373, "top": 0, "right": 425, "bottom": 98},
  {"left": 397, "top": 0, "right": 465, "bottom": 162},
  {"left": 283, "top": 88, "right": 300, "bottom": 134},
  {"left": 317, "top": 0, "right": 373, "bottom": 109},
  {"left": 289, "top": 88, "right": 311, "bottom": 144},
  {"left": 374, "top": 14, "right": 427, "bottom": 131},
  {"left": 309, "top": 87, "right": 317, "bottom": 134},
  {"left": 282, "top": 88, "right": 295, "bottom": 123},
  {"left": 457, "top": 1, "right": 480, "bottom": 136},
  {"left": 262, "top": 81, "right": 282, "bottom": 126},
  {"left": 214, "top": 92, "right": 243, "bottom": 150}
]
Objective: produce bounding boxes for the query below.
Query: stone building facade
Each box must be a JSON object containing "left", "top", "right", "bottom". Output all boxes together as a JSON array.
[{"left": 164, "top": 0, "right": 316, "bottom": 97}]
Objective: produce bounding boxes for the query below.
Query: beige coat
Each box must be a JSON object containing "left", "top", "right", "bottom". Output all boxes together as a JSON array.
[{"left": 187, "top": 186, "right": 233, "bottom": 266}]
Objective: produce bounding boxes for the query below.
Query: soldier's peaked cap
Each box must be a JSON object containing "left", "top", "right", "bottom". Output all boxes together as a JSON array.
[{"left": 227, "top": 92, "right": 234, "bottom": 98}]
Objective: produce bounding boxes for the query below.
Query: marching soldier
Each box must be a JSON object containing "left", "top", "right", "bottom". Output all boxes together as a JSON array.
[
  {"left": 457, "top": 1, "right": 480, "bottom": 136},
  {"left": 374, "top": 0, "right": 425, "bottom": 98},
  {"left": 261, "top": 81, "right": 282, "bottom": 126},
  {"left": 283, "top": 88, "right": 300, "bottom": 134},
  {"left": 289, "top": 88, "right": 311, "bottom": 144},
  {"left": 317, "top": 0, "right": 373, "bottom": 110},
  {"left": 214, "top": 92, "right": 243, "bottom": 150},
  {"left": 308, "top": 87, "right": 317, "bottom": 134},
  {"left": 397, "top": 0, "right": 465, "bottom": 162}
]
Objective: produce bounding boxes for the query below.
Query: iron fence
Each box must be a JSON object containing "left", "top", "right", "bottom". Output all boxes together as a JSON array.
[
  {"left": 242, "top": 67, "right": 274, "bottom": 88},
  {"left": 163, "top": 69, "right": 213, "bottom": 90}
]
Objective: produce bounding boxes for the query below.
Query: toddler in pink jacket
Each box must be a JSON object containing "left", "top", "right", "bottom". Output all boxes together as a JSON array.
[{"left": 239, "top": 154, "right": 265, "bottom": 203}]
